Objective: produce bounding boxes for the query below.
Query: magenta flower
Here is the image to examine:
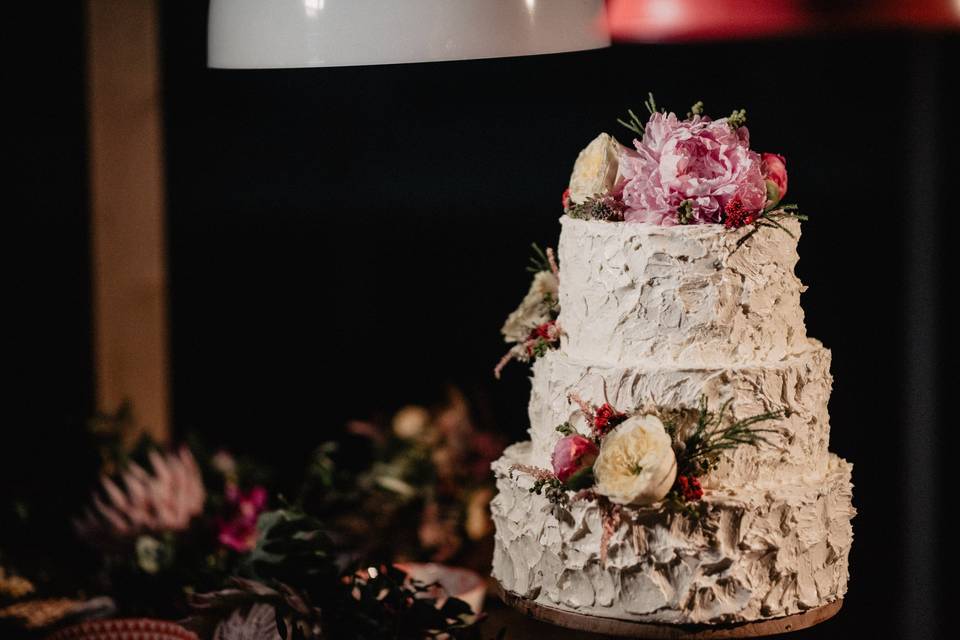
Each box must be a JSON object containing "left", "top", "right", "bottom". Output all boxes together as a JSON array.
[
  {"left": 551, "top": 435, "right": 599, "bottom": 483},
  {"left": 217, "top": 485, "right": 268, "bottom": 553},
  {"left": 619, "top": 112, "right": 766, "bottom": 225}
]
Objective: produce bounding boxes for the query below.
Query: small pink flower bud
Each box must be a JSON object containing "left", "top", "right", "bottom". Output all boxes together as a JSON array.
[
  {"left": 761, "top": 153, "right": 788, "bottom": 204},
  {"left": 551, "top": 435, "right": 599, "bottom": 483}
]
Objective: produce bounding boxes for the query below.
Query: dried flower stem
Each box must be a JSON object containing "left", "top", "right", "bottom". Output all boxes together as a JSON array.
[
  {"left": 567, "top": 392, "right": 595, "bottom": 422},
  {"left": 546, "top": 247, "right": 559, "bottom": 278},
  {"left": 509, "top": 464, "right": 555, "bottom": 483},
  {"left": 735, "top": 204, "right": 809, "bottom": 249},
  {"left": 492, "top": 349, "right": 515, "bottom": 380},
  {"left": 599, "top": 500, "right": 622, "bottom": 568}
]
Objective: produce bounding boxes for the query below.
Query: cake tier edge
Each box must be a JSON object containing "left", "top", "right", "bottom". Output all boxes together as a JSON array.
[
  {"left": 557, "top": 215, "right": 808, "bottom": 367},
  {"left": 528, "top": 345, "right": 833, "bottom": 488},
  {"left": 491, "top": 442, "right": 855, "bottom": 625}
]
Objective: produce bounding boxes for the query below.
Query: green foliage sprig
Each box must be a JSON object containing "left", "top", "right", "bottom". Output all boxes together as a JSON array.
[
  {"left": 668, "top": 396, "right": 786, "bottom": 478},
  {"left": 555, "top": 422, "right": 576, "bottom": 437},
  {"left": 617, "top": 92, "right": 663, "bottom": 137},
  {"left": 736, "top": 204, "right": 810, "bottom": 249},
  {"left": 526, "top": 243, "right": 552, "bottom": 274}
]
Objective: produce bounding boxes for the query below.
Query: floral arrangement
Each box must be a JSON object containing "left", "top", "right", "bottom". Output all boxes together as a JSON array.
[
  {"left": 306, "top": 388, "right": 504, "bottom": 566},
  {"left": 510, "top": 394, "right": 785, "bottom": 562},
  {"left": 0, "top": 393, "right": 502, "bottom": 639},
  {"left": 493, "top": 244, "right": 561, "bottom": 379},
  {"left": 563, "top": 94, "right": 805, "bottom": 242},
  {"left": 185, "top": 510, "right": 486, "bottom": 640}
]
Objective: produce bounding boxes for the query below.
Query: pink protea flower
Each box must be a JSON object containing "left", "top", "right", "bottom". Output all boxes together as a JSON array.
[
  {"left": 75, "top": 447, "right": 205, "bottom": 547},
  {"left": 761, "top": 152, "right": 788, "bottom": 204},
  {"left": 619, "top": 112, "right": 766, "bottom": 225},
  {"left": 551, "top": 435, "right": 599, "bottom": 483},
  {"left": 217, "top": 485, "right": 268, "bottom": 553}
]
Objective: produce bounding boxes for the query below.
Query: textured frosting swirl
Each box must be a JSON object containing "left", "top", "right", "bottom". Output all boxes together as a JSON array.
[
  {"left": 557, "top": 216, "right": 808, "bottom": 366},
  {"left": 492, "top": 443, "right": 854, "bottom": 624},
  {"left": 492, "top": 213, "right": 854, "bottom": 625},
  {"left": 526, "top": 347, "right": 833, "bottom": 488}
]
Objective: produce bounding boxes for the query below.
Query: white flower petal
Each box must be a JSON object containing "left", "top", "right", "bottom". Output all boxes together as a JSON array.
[
  {"left": 594, "top": 415, "right": 677, "bottom": 506},
  {"left": 568, "top": 133, "right": 623, "bottom": 204}
]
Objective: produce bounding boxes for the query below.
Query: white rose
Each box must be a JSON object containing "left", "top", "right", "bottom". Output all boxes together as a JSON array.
[
  {"left": 593, "top": 415, "right": 677, "bottom": 506},
  {"left": 568, "top": 133, "right": 623, "bottom": 204},
  {"left": 501, "top": 270, "right": 559, "bottom": 343}
]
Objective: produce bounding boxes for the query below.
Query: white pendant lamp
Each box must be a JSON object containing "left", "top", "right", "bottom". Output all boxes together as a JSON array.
[{"left": 208, "top": 0, "right": 609, "bottom": 69}]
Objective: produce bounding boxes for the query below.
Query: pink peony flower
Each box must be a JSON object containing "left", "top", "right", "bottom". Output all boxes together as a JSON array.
[
  {"left": 551, "top": 435, "right": 599, "bottom": 482},
  {"left": 619, "top": 112, "right": 766, "bottom": 225},
  {"left": 761, "top": 152, "right": 788, "bottom": 204},
  {"left": 217, "top": 485, "right": 268, "bottom": 553}
]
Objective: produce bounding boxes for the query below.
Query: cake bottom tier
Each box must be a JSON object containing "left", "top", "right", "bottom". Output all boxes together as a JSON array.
[{"left": 491, "top": 442, "right": 855, "bottom": 625}]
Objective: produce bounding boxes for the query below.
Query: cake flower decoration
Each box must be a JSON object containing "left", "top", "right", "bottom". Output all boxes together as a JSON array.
[
  {"left": 560, "top": 94, "right": 806, "bottom": 247},
  {"left": 494, "top": 244, "right": 561, "bottom": 379},
  {"left": 510, "top": 396, "right": 786, "bottom": 523},
  {"left": 592, "top": 415, "right": 677, "bottom": 506},
  {"left": 567, "top": 132, "right": 624, "bottom": 206},
  {"left": 550, "top": 434, "right": 599, "bottom": 486},
  {"left": 761, "top": 152, "right": 788, "bottom": 205}
]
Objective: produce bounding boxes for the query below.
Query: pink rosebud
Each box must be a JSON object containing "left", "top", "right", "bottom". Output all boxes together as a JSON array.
[
  {"left": 761, "top": 153, "right": 788, "bottom": 204},
  {"left": 551, "top": 435, "right": 599, "bottom": 483}
]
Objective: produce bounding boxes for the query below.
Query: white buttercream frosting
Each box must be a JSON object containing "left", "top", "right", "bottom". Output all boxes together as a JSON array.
[
  {"left": 492, "top": 443, "right": 855, "bottom": 624},
  {"left": 526, "top": 347, "right": 833, "bottom": 488},
  {"left": 491, "top": 216, "right": 855, "bottom": 625},
  {"left": 557, "top": 216, "right": 808, "bottom": 366}
]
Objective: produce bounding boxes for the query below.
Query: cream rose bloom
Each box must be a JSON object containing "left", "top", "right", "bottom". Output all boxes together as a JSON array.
[
  {"left": 500, "top": 270, "right": 559, "bottom": 344},
  {"left": 568, "top": 133, "right": 623, "bottom": 204},
  {"left": 593, "top": 415, "right": 677, "bottom": 506}
]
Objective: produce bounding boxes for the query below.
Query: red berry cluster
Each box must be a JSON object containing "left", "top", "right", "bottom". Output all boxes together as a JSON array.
[
  {"left": 561, "top": 188, "right": 571, "bottom": 211},
  {"left": 592, "top": 403, "right": 627, "bottom": 438},
  {"left": 525, "top": 321, "right": 559, "bottom": 356},
  {"left": 530, "top": 321, "right": 556, "bottom": 340},
  {"left": 677, "top": 475, "right": 704, "bottom": 502},
  {"left": 723, "top": 196, "right": 759, "bottom": 229}
]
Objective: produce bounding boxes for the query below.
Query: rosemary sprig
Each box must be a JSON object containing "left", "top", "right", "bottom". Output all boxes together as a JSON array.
[
  {"left": 617, "top": 108, "right": 646, "bottom": 137},
  {"left": 617, "top": 92, "right": 663, "bottom": 137},
  {"left": 526, "top": 242, "right": 551, "bottom": 273},
  {"left": 675, "top": 396, "right": 786, "bottom": 477},
  {"left": 735, "top": 204, "right": 809, "bottom": 249},
  {"left": 644, "top": 92, "right": 659, "bottom": 116}
]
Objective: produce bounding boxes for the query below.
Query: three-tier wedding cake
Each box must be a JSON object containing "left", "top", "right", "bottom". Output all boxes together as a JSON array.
[{"left": 490, "top": 100, "right": 854, "bottom": 628}]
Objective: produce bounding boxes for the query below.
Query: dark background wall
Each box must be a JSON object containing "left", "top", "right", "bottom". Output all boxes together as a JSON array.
[{"left": 7, "top": 2, "right": 955, "bottom": 638}]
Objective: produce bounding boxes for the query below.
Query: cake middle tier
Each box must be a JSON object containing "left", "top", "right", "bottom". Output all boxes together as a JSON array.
[
  {"left": 528, "top": 346, "right": 833, "bottom": 487},
  {"left": 557, "top": 215, "right": 808, "bottom": 366}
]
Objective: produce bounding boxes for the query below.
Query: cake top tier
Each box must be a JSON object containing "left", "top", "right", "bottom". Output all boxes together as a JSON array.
[
  {"left": 494, "top": 98, "right": 812, "bottom": 376},
  {"left": 558, "top": 214, "right": 808, "bottom": 366}
]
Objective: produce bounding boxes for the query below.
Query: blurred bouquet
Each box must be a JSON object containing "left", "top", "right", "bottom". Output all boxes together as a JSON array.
[
  {"left": 300, "top": 388, "right": 505, "bottom": 570},
  {"left": 0, "top": 391, "right": 503, "bottom": 638}
]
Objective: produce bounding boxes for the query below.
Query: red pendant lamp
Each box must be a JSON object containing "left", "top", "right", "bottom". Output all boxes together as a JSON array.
[{"left": 607, "top": 0, "right": 960, "bottom": 43}]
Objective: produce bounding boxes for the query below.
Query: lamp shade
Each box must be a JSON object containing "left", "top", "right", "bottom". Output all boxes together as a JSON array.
[
  {"left": 607, "top": 0, "right": 960, "bottom": 43},
  {"left": 208, "top": 0, "right": 610, "bottom": 69}
]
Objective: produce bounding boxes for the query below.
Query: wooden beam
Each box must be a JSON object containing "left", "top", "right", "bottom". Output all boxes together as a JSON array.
[{"left": 86, "top": 0, "right": 170, "bottom": 445}]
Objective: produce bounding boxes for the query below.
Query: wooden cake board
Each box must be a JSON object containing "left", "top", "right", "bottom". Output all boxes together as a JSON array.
[{"left": 495, "top": 581, "right": 842, "bottom": 639}]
